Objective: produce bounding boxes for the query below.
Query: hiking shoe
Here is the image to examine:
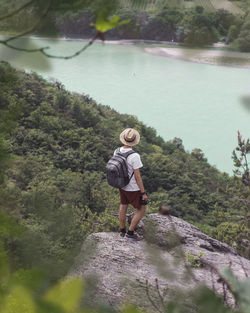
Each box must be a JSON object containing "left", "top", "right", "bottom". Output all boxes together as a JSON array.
[
  {"left": 120, "top": 232, "right": 126, "bottom": 237},
  {"left": 125, "top": 233, "right": 143, "bottom": 241}
]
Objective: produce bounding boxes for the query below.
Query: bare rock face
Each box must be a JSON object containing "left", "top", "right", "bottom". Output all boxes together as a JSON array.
[{"left": 70, "top": 214, "right": 250, "bottom": 312}]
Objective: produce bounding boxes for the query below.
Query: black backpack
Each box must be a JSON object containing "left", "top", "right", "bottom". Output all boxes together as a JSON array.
[{"left": 106, "top": 148, "right": 136, "bottom": 188}]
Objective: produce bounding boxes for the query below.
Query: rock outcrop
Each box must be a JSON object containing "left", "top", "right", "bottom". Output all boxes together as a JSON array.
[{"left": 70, "top": 214, "right": 250, "bottom": 312}]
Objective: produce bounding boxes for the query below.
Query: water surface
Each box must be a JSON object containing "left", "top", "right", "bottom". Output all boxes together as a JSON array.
[{"left": 1, "top": 38, "right": 249, "bottom": 174}]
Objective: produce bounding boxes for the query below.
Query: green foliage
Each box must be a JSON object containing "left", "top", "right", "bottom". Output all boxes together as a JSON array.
[
  {"left": 221, "top": 268, "right": 250, "bottom": 313},
  {"left": 0, "top": 266, "right": 84, "bottom": 313},
  {"left": 192, "top": 286, "right": 234, "bottom": 313},
  {"left": 0, "top": 59, "right": 250, "bottom": 313},
  {"left": 0, "top": 210, "right": 23, "bottom": 239},
  {"left": 0, "top": 63, "right": 23, "bottom": 182},
  {"left": 232, "top": 131, "right": 250, "bottom": 186},
  {"left": 79, "top": 206, "right": 119, "bottom": 237},
  {"left": 43, "top": 277, "right": 83, "bottom": 312},
  {"left": 94, "top": 9, "right": 130, "bottom": 33},
  {"left": 0, "top": 61, "right": 248, "bottom": 270},
  {"left": 214, "top": 221, "right": 249, "bottom": 256},
  {"left": 1, "top": 151, "right": 120, "bottom": 280},
  {"left": 181, "top": 8, "right": 218, "bottom": 45},
  {"left": 142, "top": 228, "right": 250, "bottom": 313},
  {"left": 0, "top": 62, "right": 249, "bottom": 313},
  {"left": 227, "top": 24, "right": 240, "bottom": 43},
  {"left": 215, "top": 222, "right": 244, "bottom": 246},
  {"left": 0, "top": 3, "right": 249, "bottom": 313},
  {"left": 0, "top": 0, "right": 249, "bottom": 52},
  {"left": 186, "top": 251, "right": 205, "bottom": 268},
  {"left": 237, "top": 18, "right": 250, "bottom": 51},
  {"left": 29, "top": 2, "right": 244, "bottom": 46}
]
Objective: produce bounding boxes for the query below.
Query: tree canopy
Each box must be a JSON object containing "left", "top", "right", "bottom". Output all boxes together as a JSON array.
[{"left": 0, "top": 62, "right": 249, "bottom": 270}]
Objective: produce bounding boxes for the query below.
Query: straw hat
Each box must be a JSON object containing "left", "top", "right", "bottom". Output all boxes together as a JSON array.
[{"left": 120, "top": 128, "right": 140, "bottom": 146}]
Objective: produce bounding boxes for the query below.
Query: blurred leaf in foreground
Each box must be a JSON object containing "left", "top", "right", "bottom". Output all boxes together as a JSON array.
[
  {"left": 93, "top": 9, "right": 130, "bottom": 39},
  {"left": 221, "top": 268, "right": 250, "bottom": 313},
  {"left": 44, "top": 277, "right": 84, "bottom": 313}
]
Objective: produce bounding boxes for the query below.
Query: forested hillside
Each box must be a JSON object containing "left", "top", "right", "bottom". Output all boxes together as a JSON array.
[
  {"left": 1, "top": 0, "right": 250, "bottom": 50},
  {"left": 0, "top": 61, "right": 249, "bottom": 282},
  {"left": 46, "top": 1, "right": 250, "bottom": 50}
]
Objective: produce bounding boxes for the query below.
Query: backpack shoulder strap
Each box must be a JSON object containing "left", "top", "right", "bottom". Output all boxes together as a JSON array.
[
  {"left": 126, "top": 150, "right": 136, "bottom": 156},
  {"left": 115, "top": 149, "right": 136, "bottom": 181},
  {"left": 123, "top": 150, "right": 136, "bottom": 181},
  {"left": 118, "top": 148, "right": 136, "bottom": 159},
  {"left": 129, "top": 171, "right": 134, "bottom": 181}
]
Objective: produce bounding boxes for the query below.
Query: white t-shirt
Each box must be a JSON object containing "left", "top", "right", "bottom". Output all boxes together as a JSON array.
[{"left": 113, "top": 147, "right": 143, "bottom": 191}]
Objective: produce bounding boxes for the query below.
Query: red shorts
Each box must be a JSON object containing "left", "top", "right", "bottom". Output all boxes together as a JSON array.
[{"left": 119, "top": 189, "right": 141, "bottom": 209}]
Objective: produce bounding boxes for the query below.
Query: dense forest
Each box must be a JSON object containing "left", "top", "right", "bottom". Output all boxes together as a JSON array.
[
  {"left": 0, "top": 61, "right": 249, "bottom": 291},
  {"left": 2, "top": 0, "right": 250, "bottom": 51},
  {"left": 54, "top": 4, "right": 245, "bottom": 46},
  {"left": 58, "top": 0, "right": 250, "bottom": 51}
]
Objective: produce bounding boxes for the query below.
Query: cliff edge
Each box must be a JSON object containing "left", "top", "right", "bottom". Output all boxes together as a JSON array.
[{"left": 70, "top": 214, "right": 250, "bottom": 311}]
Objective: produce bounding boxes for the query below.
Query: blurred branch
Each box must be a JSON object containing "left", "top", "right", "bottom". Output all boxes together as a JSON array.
[
  {"left": 0, "top": 41, "right": 50, "bottom": 53},
  {"left": 41, "top": 32, "right": 99, "bottom": 59},
  {"left": 200, "top": 259, "right": 235, "bottom": 304},
  {"left": 145, "top": 279, "right": 164, "bottom": 313},
  {"left": 155, "top": 278, "right": 165, "bottom": 308},
  {"left": 237, "top": 255, "right": 249, "bottom": 278},
  {"left": 1, "top": 32, "right": 99, "bottom": 59},
  {"left": 1, "top": 0, "right": 52, "bottom": 43},
  {"left": 166, "top": 214, "right": 199, "bottom": 282},
  {"left": 0, "top": 0, "right": 34, "bottom": 21},
  {"left": 210, "top": 268, "right": 215, "bottom": 292},
  {"left": 222, "top": 282, "right": 228, "bottom": 307},
  {"left": 0, "top": 0, "right": 99, "bottom": 59},
  {"left": 0, "top": 3, "right": 123, "bottom": 59}
]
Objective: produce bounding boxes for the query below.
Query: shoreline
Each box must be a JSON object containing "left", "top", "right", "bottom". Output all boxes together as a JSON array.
[
  {"left": 1, "top": 33, "right": 250, "bottom": 68},
  {"left": 0, "top": 33, "right": 229, "bottom": 48},
  {"left": 3, "top": 34, "right": 182, "bottom": 46},
  {"left": 145, "top": 47, "right": 250, "bottom": 69}
]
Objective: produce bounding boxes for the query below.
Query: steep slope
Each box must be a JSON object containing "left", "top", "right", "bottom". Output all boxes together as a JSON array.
[{"left": 0, "top": 62, "right": 249, "bottom": 281}]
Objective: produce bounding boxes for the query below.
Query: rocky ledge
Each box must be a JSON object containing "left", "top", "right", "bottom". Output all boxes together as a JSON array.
[{"left": 70, "top": 214, "right": 250, "bottom": 312}]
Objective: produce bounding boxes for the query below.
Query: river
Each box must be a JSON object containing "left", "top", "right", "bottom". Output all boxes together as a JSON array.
[{"left": 1, "top": 37, "right": 249, "bottom": 174}]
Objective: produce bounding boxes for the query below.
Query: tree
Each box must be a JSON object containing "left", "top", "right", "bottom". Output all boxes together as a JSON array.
[
  {"left": 226, "top": 25, "right": 239, "bottom": 43},
  {"left": 237, "top": 19, "right": 250, "bottom": 52},
  {"left": 0, "top": 0, "right": 145, "bottom": 59},
  {"left": 154, "top": 5, "right": 184, "bottom": 41},
  {"left": 182, "top": 8, "right": 218, "bottom": 46},
  {"left": 214, "top": 9, "right": 239, "bottom": 37},
  {"left": 232, "top": 131, "right": 250, "bottom": 187}
]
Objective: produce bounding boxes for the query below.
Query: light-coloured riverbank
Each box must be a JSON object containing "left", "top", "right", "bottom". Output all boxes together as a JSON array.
[
  {"left": 0, "top": 33, "right": 179, "bottom": 45},
  {"left": 145, "top": 47, "right": 250, "bottom": 69},
  {"left": 3, "top": 33, "right": 249, "bottom": 68},
  {"left": 0, "top": 33, "right": 230, "bottom": 49}
]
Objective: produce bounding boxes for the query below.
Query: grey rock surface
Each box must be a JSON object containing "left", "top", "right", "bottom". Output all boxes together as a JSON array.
[{"left": 70, "top": 214, "right": 250, "bottom": 312}]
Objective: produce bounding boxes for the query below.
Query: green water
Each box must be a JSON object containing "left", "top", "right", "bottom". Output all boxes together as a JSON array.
[{"left": 1, "top": 38, "right": 250, "bottom": 174}]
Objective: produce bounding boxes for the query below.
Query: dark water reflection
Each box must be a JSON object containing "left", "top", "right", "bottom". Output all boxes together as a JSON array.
[{"left": 241, "top": 96, "right": 250, "bottom": 114}]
